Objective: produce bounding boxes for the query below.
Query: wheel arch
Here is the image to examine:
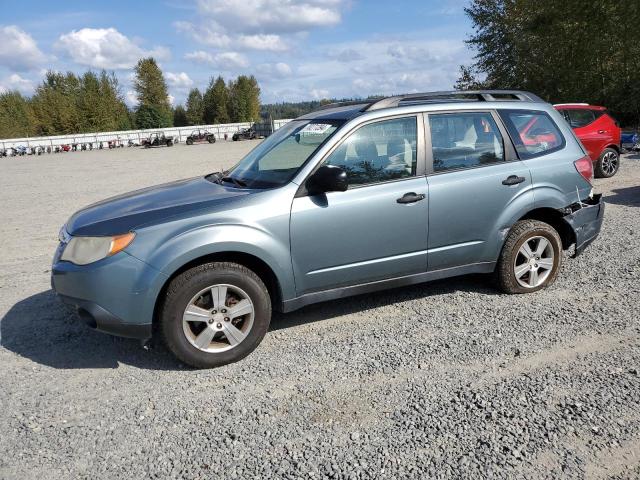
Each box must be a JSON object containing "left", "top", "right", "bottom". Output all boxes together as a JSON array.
[
  {"left": 518, "top": 207, "right": 576, "bottom": 250},
  {"left": 603, "top": 144, "right": 620, "bottom": 154},
  {"left": 152, "top": 250, "right": 285, "bottom": 330}
]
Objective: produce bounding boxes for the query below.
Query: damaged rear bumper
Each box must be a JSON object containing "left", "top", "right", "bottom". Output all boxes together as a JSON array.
[{"left": 561, "top": 193, "right": 605, "bottom": 257}]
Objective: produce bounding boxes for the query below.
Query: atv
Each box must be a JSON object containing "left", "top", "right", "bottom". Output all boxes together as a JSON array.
[
  {"left": 232, "top": 126, "right": 257, "bottom": 141},
  {"left": 143, "top": 132, "right": 174, "bottom": 148},
  {"left": 186, "top": 129, "right": 216, "bottom": 145}
]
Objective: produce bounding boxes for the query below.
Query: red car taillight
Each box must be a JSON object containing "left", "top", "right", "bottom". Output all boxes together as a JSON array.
[{"left": 574, "top": 155, "right": 593, "bottom": 184}]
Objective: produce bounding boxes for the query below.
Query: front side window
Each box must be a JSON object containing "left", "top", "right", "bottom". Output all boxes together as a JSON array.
[
  {"left": 567, "top": 109, "right": 595, "bottom": 128},
  {"left": 499, "top": 109, "right": 564, "bottom": 158},
  {"left": 323, "top": 116, "right": 417, "bottom": 187},
  {"left": 429, "top": 112, "right": 504, "bottom": 173},
  {"left": 225, "top": 119, "right": 343, "bottom": 188}
]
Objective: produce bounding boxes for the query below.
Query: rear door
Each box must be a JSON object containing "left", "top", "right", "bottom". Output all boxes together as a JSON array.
[{"left": 425, "top": 110, "right": 534, "bottom": 270}]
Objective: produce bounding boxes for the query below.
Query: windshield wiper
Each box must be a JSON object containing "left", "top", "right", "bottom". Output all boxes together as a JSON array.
[{"left": 221, "top": 176, "right": 247, "bottom": 188}]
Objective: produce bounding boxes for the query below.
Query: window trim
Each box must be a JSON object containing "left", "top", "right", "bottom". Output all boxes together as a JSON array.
[
  {"left": 424, "top": 109, "right": 517, "bottom": 176},
  {"left": 497, "top": 108, "right": 566, "bottom": 160},
  {"left": 296, "top": 113, "right": 426, "bottom": 196}
]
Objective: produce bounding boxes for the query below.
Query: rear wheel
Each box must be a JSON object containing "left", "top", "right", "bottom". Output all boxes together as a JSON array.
[
  {"left": 186, "top": 138, "right": 193, "bottom": 145},
  {"left": 207, "top": 135, "right": 216, "bottom": 143},
  {"left": 595, "top": 148, "right": 619, "bottom": 178},
  {"left": 160, "top": 262, "right": 271, "bottom": 368},
  {"left": 496, "top": 220, "right": 562, "bottom": 294}
]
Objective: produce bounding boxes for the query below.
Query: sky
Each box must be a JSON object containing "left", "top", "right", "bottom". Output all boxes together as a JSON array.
[{"left": 0, "top": 0, "right": 474, "bottom": 106}]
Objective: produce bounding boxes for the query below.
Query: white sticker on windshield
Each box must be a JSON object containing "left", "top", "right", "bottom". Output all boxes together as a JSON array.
[{"left": 300, "top": 123, "right": 332, "bottom": 134}]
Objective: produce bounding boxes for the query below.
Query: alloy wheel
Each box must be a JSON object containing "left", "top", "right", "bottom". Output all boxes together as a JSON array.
[
  {"left": 182, "top": 284, "right": 254, "bottom": 353},
  {"left": 601, "top": 151, "right": 619, "bottom": 176},
  {"left": 513, "top": 235, "right": 555, "bottom": 288}
]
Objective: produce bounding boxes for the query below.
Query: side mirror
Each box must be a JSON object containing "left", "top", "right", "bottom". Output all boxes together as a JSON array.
[{"left": 307, "top": 165, "right": 348, "bottom": 195}]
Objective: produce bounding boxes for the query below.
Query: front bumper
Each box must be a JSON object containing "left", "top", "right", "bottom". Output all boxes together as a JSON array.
[
  {"left": 564, "top": 193, "right": 605, "bottom": 256},
  {"left": 51, "top": 250, "right": 166, "bottom": 339}
]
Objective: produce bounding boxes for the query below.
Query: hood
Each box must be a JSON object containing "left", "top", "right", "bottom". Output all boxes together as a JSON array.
[{"left": 66, "top": 176, "right": 253, "bottom": 236}]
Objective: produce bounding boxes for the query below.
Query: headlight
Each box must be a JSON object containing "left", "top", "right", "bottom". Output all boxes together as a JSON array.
[{"left": 60, "top": 232, "right": 135, "bottom": 265}]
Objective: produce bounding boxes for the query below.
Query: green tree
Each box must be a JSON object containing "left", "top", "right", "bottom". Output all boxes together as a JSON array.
[
  {"left": 185, "top": 88, "right": 204, "bottom": 125},
  {"left": 203, "top": 76, "right": 231, "bottom": 124},
  {"left": 461, "top": 0, "right": 640, "bottom": 126},
  {"left": 0, "top": 91, "right": 35, "bottom": 138},
  {"left": 98, "top": 71, "right": 131, "bottom": 131},
  {"left": 173, "top": 105, "right": 188, "bottom": 126},
  {"left": 133, "top": 57, "right": 172, "bottom": 127},
  {"left": 228, "top": 75, "right": 260, "bottom": 122},
  {"left": 31, "top": 71, "right": 82, "bottom": 135}
]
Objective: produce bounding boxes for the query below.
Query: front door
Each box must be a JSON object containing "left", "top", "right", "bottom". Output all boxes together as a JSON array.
[{"left": 290, "top": 115, "right": 429, "bottom": 295}]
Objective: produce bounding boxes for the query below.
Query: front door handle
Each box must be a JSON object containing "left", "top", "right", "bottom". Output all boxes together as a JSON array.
[
  {"left": 397, "top": 192, "right": 426, "bottom": 204},
  {"left": 502, "top": 175, "right": 526, "bottom": 186}
]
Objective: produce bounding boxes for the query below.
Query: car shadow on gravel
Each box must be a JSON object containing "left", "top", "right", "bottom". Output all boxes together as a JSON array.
[
  {"left": 604, "top": 186, "right": 640, "bottom": 207},
  {"left": 2, "top": 275, "right": 497, "bottom": 369},
  {"left": 1, "top": 289, "right": 181, "bottom": 370},
  {"left": 271, "top": 273, "right": 498, "bottom": 331}
]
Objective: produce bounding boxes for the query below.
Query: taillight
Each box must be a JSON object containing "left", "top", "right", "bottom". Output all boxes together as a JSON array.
[{"left": 574, "top": 155, "right": 593, "bottom": 184}]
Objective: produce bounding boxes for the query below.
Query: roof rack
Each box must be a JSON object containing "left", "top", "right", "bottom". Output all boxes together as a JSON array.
[
  {"left": 316, "top": 100, "right": 376, "bottom": 111},
  {"left": 364, "top": 90, "right": 544, "bottom": 112}
]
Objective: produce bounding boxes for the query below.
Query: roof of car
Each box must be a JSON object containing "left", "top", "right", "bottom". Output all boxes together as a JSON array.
[{"left": 299, "top": 90, "right": 546, "bottom": 121}]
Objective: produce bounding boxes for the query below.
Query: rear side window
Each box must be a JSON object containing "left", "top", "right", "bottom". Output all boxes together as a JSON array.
[
  {"left": 567, "top": 109, "right": 595, "bottom": 128},
  {"left": 428, "top": 112, "right": 504, "bottom": 173},
  {"left": 499, "top": 110, "right": 565, "bottom": 159}
]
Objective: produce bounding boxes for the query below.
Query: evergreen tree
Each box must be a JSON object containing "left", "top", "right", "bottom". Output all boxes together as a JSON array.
[
  {"left": 228, "top": 75, "right": 260, "bottom": 122},
  {"left": 133, "top": 57, "right": 172, "bottom": 128},
  {"left": 185, "top": 88, "right": 204, "bottom": 125},
  {"left": 203, "top": 76, "right": 231, "bottom": 124},
  {"left": 0, "top": 91, "right": 35, "bottom": 138},
  {"left": 98, "top": 71, "right": 131, "bottom": 131},
  {"left": 173, "top": 105, "right": 188, "bottom": 127},
  {"left": 461, "top": 0, "right": 640, "bottom": 126},
  {"left": 31, "top": 71, "right": 82, "bottom": 135}
]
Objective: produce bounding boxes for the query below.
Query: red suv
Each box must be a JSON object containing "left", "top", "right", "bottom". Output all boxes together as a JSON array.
[{"left": 554, "top": 104, "right": 621, "bottom": 177}]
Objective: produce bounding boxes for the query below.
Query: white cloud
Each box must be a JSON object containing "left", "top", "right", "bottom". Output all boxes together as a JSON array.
[
  {"left": 166, "top": 72, "right": 194, "bottom": 88},
  {"left": 55, "top": 28, "right": 170, "bottom": 69},
  {"left": 215, "top": 52, "right": 249, "bottom": 69},
  {"left": 237, "top": 34, "right": 288, "bottom": 52},
  {"left": 177, "top": 0, "right": 346, "bottom": 52},
  {"left": 0, "top": 25, "right": 46, "bottom": 71},
  {"left": 0, "top": 73, "right": 35, "bottom": 94},
  {"left": 257, "top": 62, "right": 292, "bottom": 78},
  {"left": 196, "top": 0, "right": 344, "bottom": 33},
  {"left": 310, "top": 88, "right": 330, "bottom": 99},
  {"left": 185, "top": 50, "right": 249, "bottom": 69},
  {"left": 125, "top": 90, "right": 137, "bottom": 106}
]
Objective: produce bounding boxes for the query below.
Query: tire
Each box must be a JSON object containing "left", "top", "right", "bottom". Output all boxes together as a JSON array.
[
  {"left": 496, "top": 220, "right": 563, "bottom": 294},
  {"left": 207, "top": 136, "right": 216, "bottom": 143},
  {"left": 167, "top": 140, "right": 173, "bottom": 147},
  {"left": 232, "top": 135, "right": 239, "bottom": 141},
  {"left": 160, "top": 262, "right": 272, "bottom": 368},
  {"left": 186, "top": 138, "right": 193, "bottom": 145},
  {"left": 594, "top": 148, "right": 619, "bottom": 178}
]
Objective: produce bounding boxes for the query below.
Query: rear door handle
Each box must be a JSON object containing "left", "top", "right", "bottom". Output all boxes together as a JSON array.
[
  {"left": 502, "top": 175, "right": 526, "bottom": 186},
  {"left": 397, "top": 192, "right": 426, "bottom": 204}
]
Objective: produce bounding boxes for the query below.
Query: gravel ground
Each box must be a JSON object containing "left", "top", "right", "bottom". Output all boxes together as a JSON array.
[{"left": 1, "top": 142, "right": 639, "bottom": 479}]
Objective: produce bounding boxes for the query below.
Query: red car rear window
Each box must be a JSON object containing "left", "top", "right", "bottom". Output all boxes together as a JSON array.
[{"left": 499, "top": 110, "right": 565, "bottom": 158}]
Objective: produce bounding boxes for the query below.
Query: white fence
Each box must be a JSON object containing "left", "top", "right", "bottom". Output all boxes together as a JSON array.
[{"left": 0, "top": 119, "right": 292, "bottom": 149}]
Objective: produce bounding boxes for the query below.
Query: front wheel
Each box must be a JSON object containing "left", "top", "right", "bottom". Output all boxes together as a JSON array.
[
  {"left": 207, "top": 136, "right": 216, "bottom": 143},
  {"left": 496, "top": 220, "right": 562, "bottom": 294},
  {"left": 186, "top": 138, "right": 193, "bottom": 145},
  {"left": 160, "top": 262, "right": 272, "bottom": 368},
  {"left": 595, "top": 148, "right": 619, "bottom": 178}
]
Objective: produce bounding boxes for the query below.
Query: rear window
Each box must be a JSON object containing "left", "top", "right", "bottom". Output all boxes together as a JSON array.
[
  {"left": 499, "top": 110, "right": 565, "bottom": 159},
  {"left": 567, "top": 109, "right": 595, "bottom": 128}
]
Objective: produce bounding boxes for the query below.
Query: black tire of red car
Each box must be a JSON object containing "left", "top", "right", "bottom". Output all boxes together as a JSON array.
[
  {"left": 594, "top": 147, "right": 620, "bottom": 178},
  {"left": 495, "top": 220, "right": 563, "bottom": 294},
  {"left": 160, "top": 262, "right": 272, "bottom": 369},
  {"left": 186, "top": 138, "right": 193, "bottom": 145},
  {"left": 207, "top": 135, "right": 216, "bottom": 143}
]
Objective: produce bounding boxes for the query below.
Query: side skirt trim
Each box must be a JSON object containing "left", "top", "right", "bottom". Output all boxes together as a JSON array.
[{"left": 281, "top": 261, "right": 495, "bottom": 313}]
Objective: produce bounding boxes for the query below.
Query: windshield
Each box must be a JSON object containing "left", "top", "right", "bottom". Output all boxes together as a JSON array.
[{"left": 223, "top": 119, "right": 344, "bottom": 188}]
